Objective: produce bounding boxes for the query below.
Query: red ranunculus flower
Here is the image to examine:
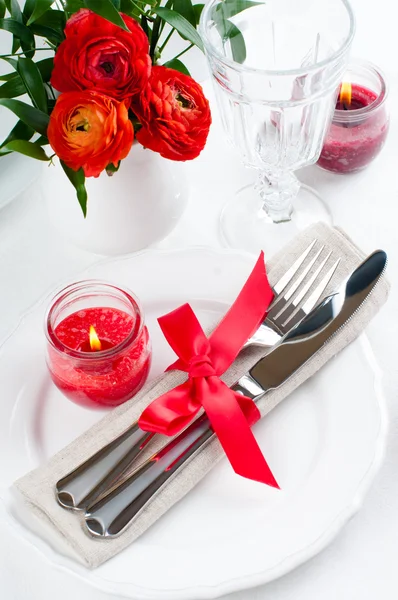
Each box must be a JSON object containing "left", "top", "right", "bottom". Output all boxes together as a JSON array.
[
  {"left": 47, "top": 90, "right": 134, "bottom": 177},
  {"left": 132, "top": 66, "right": 211, "bottom": 161},
  {"left": 51, "top": 9, "right": 151, "bottom": 100}
]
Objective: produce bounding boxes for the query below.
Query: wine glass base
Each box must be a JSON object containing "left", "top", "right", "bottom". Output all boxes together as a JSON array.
[{"left": 219, "top": 183, "right": 332, "bottom": 256}]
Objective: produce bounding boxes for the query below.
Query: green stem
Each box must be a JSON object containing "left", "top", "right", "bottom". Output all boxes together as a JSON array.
[
  {"left": 0, "top": 48, "right": 51, "bottom": 58},
  {"left": 159, "top": 28, "right": 174, "bottom": 53},
  {"left": 144, "top": 9, "right": 156, "bottom": 23},
  {"left": 149, "top": 15, "right": 161, "bottom": 60},
  {"left": 158, "top": 0, "right": 173, "bottom": 36},
  {"left": 159, "top": 15, "right": 166, "bottom": 37},
  {"left": 173, "top": 43, "right": 194, "bottom": 61},
  {"left": 46, "top": 83, "right": 56, "bottom": 101}
]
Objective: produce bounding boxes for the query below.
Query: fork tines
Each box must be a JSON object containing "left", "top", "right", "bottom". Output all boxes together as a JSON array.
[{"left": 268, "top": 239, "right": 340, "bottom": 330}]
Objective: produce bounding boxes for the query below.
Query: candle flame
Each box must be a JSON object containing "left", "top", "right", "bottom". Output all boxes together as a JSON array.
[
  {"left": 339, "top": 81, "right": 352, "bottom": 107},
  {"left": 89, "top": 325, "right": 102, "bottom": 351}
]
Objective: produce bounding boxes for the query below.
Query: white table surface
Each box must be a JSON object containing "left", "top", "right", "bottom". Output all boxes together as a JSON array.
[{"left": 1, "top": 0, "right": 398, "bottom": 598}]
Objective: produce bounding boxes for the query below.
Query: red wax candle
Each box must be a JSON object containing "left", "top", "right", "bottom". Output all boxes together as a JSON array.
[
  {"left": 318, "top": 62, "right": 389, "bottom": 174},
  {"left": 46, "top": 283, "right": 151, "bottom": 408}
]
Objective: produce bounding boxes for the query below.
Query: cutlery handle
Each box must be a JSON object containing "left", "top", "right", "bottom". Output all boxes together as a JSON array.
[
  {"left": 56, "top": 374, "right": 264, "bottom": 513},
  {"left": 85, "top": 414, "right": 214, "bottom": 537},
  {"left": 56, "top": 320, "right": 277, "bottom": 513},
  {"left": 84, "top": 375, "right": 265, "bottom": 537},
  {"left": 56, "top": 423, "right": 153, "bottom": 510}
]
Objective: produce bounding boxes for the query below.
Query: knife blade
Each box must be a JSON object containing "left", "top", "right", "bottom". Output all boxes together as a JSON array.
[
  {"left": 84, "top": 250, "right": 387, "bottom": 538},
  {"left": 241, "top": 248, "right": 387, "bottom": 395}
]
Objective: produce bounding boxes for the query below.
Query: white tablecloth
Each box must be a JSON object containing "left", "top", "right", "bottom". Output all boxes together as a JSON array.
[{"left": 1, "top": 0, "right": 397, "bottom": 597}]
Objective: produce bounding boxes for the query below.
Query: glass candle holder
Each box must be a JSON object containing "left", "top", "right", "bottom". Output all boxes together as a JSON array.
[
  {"left": 318, "top": 59, "right": 389, "bottom": 173},
  {"left": 45, "top": 281, "right": 151, "bottom": 409}
]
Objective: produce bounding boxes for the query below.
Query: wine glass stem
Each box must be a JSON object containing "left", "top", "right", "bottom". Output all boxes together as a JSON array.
[{"left": 256, "top": 171, "right": 300, "bottom": 223}]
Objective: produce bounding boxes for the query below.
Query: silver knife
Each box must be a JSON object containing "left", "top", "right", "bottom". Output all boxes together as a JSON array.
[{"left": 84, "top": 249, "right": 387, "bottom": 538}]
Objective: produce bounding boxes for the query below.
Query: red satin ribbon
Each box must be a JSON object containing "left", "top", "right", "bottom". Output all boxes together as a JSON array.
[{"left": 138, "top": 252, "right": 279, "bottom": 487}]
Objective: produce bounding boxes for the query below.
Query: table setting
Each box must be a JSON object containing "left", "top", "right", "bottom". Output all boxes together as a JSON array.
[{"left": 0, "top": 1, "right": 397, "bottom": 600}]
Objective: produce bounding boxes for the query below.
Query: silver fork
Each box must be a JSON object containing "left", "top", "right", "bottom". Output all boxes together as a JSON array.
[{"left": 56, "top": 240, "right": 340, "bottom": 512}]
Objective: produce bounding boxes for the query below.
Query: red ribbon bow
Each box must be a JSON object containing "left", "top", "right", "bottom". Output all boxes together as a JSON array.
[{"left": 138, "top": 252, "right": 279, "bottom": 487}]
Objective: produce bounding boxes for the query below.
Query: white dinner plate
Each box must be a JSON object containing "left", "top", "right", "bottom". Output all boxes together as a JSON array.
[{"left": 0, "top": 247, "right": 387, "bottom": 599}]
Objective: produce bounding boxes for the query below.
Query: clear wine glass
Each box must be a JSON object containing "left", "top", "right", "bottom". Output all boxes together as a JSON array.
[{"left": 200, "top": 0, "right": 355, "bottom": 254}]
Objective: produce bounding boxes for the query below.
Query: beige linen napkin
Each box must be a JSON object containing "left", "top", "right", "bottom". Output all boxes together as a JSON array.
[{"left": 14, "top": 223, "right": 389, "bottom": 568}]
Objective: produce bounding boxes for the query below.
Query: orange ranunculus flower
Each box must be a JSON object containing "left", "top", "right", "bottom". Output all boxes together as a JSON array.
[
  {"left": 51, "top": 9, "right": 151, "bottom": 101},
  {"left": 47, "top": 90, "right": 134, "bottom": 177},
  {"left": 132, "top": 66, "right": 211, "bottom": 161}
]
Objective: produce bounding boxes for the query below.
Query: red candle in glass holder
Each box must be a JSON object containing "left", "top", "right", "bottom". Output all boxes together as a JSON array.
[
  {"left": 318, "top": 60, "right": 389, "bottom": 174},
  {"left": 45, "top": 282, "right": 151, "bottom": 409}
]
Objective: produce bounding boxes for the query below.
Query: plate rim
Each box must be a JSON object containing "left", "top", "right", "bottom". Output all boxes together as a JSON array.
[{"left": 0, "top": 245, "right": 389, "bottom": 599}]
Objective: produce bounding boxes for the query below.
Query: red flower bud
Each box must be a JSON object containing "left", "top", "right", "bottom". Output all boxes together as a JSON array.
[
  {"left": 51, "top": 9, "right": 151, "bottom": 101},
  {"left": 133, "top": 66, "right": 211, "bottom": 161}
]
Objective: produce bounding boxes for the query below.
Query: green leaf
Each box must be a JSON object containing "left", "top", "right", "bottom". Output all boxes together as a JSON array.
[
  {"left": 164, "top": 58, "right": 190, "bottom": 76},
  {"left": 173, "top": 0, "right": 196, "bottom": 28},
  {"left": 0, "top": 0, "right": 6, "bottom": 19},
  {"left": 212, "top": 3, "right": 249, "bottom": 64},
  {"left": 65, "top": 0, "right": 84, "bottom": 13},
  {"left": 120, "top": 0, "right": 141, "bottom": 20},
  {"left": 0, "top": 18, "right": 35, "bottom": 57},
  {"left": 218, "top": 0, "right": 261, "bottom": 19},
  {"left": 0, "top": 98, "right": 49, "bottom": 135},
  {"left": 34, "top": 134, "right": 49, "bottom": 145},
  {"left": 1, "top": 56, "right": 17, "bottom": 69},
  {"left": 23, "top": 0, "right": 36, "bottom": 19},
  {"left": 0, "top": 18, "right": 32, "bottom": 40},
  {"left": 1, "top": 139, "right": 50, "bottom": 159},
  {"left": 0, "top": 56, "right": 39, "bottom": 99},
  {"left": 0, "top": 119, "right": 34, "bottom": 155},
  {"left": 0, "top": 74, "right": 25, "bottom": 97},
  {"left": 110, "top": 0, "right": 120, "bottom": 9},
  {"left": 119, "top": 0, "right": 132, "bottom": 10},
  {"left": 61, "top": 161, "right": 88, "bottom": 217},
  {"left": 7, "top": 0, "right": 21, "bottom": 54},
  {"left": 36, "top": 57, "right": 54, "bottom": 82},
  {"left": 154, "top": 7, "right": 204, "bottom": 52},
  {"left": 5, "top": 0, "right": 22, "bottom": 21},
  {"left": 0, "top": 57, "right": 53, "bottom": 85},
  {"left": 225, "top": 22, "right": 246, "bottom": 63},
  {"left": 11, "top": 37, "right": 20, "bottom": 54},
  {"left": 0, "top": 71, "right": 17, "bottom": 81},
  {"left": 29, "top": 22, "right": 64, "bottom": 44},
  {"left": 17, "top": 57, "right": 48, "bottom": 112},
  {"left": 35, "top": 8, "right": 66, "bottom": 31},
  {"left": 83, "top": 0, "right": 129, "bottom": 31},
  {"left": 27, "top": 0, "right": 57, "bottom": 25},
  {"left": 5, "top": 0, "right": 22, "bottom": 53},
  {"left": 193, "top": 3, "right": 204, "bottom": 26}
]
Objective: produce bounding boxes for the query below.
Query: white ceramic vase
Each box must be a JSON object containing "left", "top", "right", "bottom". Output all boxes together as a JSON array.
[{"left": 42, "top": 144, "right": 189, "bottom": 255}]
